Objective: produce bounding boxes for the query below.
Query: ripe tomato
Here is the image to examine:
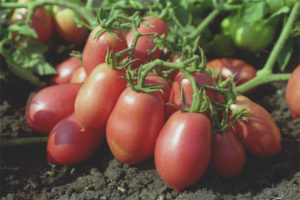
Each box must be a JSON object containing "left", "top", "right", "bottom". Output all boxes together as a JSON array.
[
  {"left": 144, "top": 73, "right": 171, "bottom": 103},
  {"left": 211, "top": 129, "right": 246, "bottom": 179},
  {"left": 47, "top": 113, "right": 105, "bottom": 165},
  {"left": 206, "top": 58, "right": 256, "bottom": 85},
  {"left": 75, "top": 63, "right": 127, "bottom": 130},
  {"left": 286, "top": 65, "right": 300, "bottom": 118},
  {"left": 26, "top": 83, "right": 81, "bottom": 135},
  {"left": 126, "top": 17, "right": 168, "bottom": 68},
  {"left": 82, "top": 26, "right": 128, "bottom": 75},
  {"left": 70, "top": 67, "right": 87, "bottom": 84},
  {"left": 231, "top": 96, "right": 281, "bottom": 157},
  {"left": 52, "top": 2, "right": 88, "bottom": 45},
  {"left": 106, "top": 87, "right": 165, "bottom": 164},
  {"left": 51, "top": 56, "right": 82, "bottom": 84},
  {"left": 155, "top": 111, "right": 211, "bottom": 192},
  {"left": 10, "top": 1, "right": 53, "bottom": 43}
]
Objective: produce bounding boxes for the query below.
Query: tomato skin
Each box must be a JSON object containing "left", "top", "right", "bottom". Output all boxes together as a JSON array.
[
  {"left": 206, "top": 57, "right": 256, "bottom": 85},
  {"left": 231, "top": 96, "right": 281, "bottom": 157},
  {"left": 155, "top": 111, "right": 211, "bottom": 192},
  {"left": 211, "top": 129, "right": 246, "bottom": 179},
  {"left": 75, "top": 63, "right": 127, "bottom": 130},
  {"left": 51, "top": 57, "right": 82, "bottom": 84},
  {"left": 52, "top": 5, "right": 88, "bottom": 45},
  {"left": 286, "top": 65, "right": 300, "bottom": 118},
  {"left": 144, "top": 73, "right": 171, "bottom": 103},
  {"left": 126, "top": 17, "right": 168, "bottom": 68},
  {"left": 47, "top": 113, "right": 105, "bottom": 165},
  {"left": 10, "top": 6, "right": 53, "bottom": 43},
  {"left": 82, "top": 26, "right": 128, "bottom": 75},
  {"left": 70, "top": 67, "right": 87, "bottom": 84},
  {"left": 26, "top": 83, "right": 81, "bottom": 135},
  {"left": 106, "top": 87, "right": 165, "bottom": 164}
]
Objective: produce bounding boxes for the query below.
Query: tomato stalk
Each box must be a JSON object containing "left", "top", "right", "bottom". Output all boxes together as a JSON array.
[{"left": 0, "top": 137, "right": 48, "bottom": 147}]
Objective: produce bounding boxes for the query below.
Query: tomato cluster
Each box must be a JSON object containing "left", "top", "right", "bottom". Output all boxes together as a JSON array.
[{"left": 24, "top": 12, "right": 298, "bottom": 193}]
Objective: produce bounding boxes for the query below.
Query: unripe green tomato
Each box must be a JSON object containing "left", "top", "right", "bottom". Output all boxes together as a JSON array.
[{"left": 221, "top": 16, "right": 239, "bottom": 37}]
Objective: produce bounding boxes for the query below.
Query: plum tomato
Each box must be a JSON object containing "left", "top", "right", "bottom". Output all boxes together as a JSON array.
[
  {"left": 82, "top": 26, "right": 128, "bottom": 75},
  {"left": 211, "top": 129, "right": 246, "bottom": 179},
  {"left": 231, "top": 96, "right": 281, "bottom": 157},
  {"left": 70, "top": 67, "right": 87, "bottom": 84},
  {"left": 144, "top": 73, "right": 171, "bottom": 103},
  {"left": 75, "top": 63, "right": 127, "bottom": 130},
  {"left": 47, "top": 113, "right": 105, "bottom": 165},
  {"left": 106, "top": 87, "right": 165, "bottom": 164},
  {"left": 286, "top": 65, "right": 300, "bottom": 118},
  {"left": 155, "top": 111, "right": 211, "bottom": 192},
  {"left": 206, "top": 57, "right": 256, "bottom": 85},
  {"left": 126, "top": 16, "right": 168, "bottom": 68},
  {"left": 51, "top": 56, "right": 82, "bottom": 84},
  {"left": 26, "top": 83, "right": 81, "bottom": 135}
]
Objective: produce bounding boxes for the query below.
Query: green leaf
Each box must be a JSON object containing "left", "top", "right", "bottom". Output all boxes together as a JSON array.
[
  {"left": 264, "top": 6, "right": 290, "bottom": 25},
  {"left": 8, "top": 23, "right": 38, "bottom": 39},
  {"left": 241, "top": 0, "right": 268, "bottom": 22},
  {"left": 97, "top": 6, "right": 109, "bottom": 23},
  {"left": 171, "top": 0, "right": 192, "bottom": 26},
  {"left": 277, "top": 38, "right": 293, "bottom": 72}
]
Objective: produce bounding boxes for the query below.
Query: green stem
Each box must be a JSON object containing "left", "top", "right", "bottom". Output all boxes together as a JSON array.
[
  {"left": 86, "top": 0, "right": 94, "bottom": 9},
  {"left": 0, "top": 137, "right": 48, "bottom": 147},
  {"left": 259, "top": 2, "right": 300, "bottom": 75},
  {"left": 236, "top": 73, "right": 291, "bottom": 94}
]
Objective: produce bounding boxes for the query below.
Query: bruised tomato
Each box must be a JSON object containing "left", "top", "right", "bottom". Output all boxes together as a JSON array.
[
  {"left": 26, "top": 83, "right": 81, "bottom": 135},
  {"left": 286, "top": 65, "right": 300, "bottom": 118}
]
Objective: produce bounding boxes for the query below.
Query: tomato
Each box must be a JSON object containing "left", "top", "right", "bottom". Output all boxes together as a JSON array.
[
  {"left": 126, "top": 17, "right": 168, "bottom": 68},
  {"left": 155, "top": 111, "right": 211, "bottom": 192},
  {"left": 10, "top": 3, "right": 53, "bottom": 43},
  {"left": 166, "top": 71, "right": 218, "bottom": 118},
  {"left": 70, "top": 66, "right": 87, "bottom": 83},
  {"left": 47, "top": 113, "right": 105, "bottom": 165},
  {"left": 75, "top": 63, "right": 127, "bottom": 130},
  {"left": 26, "top": 83, "right": 81, "bottom": 135},
  {"left": 51, "top": 56, "right": 82, "bottom": 84},
  {"left": 82, "top": 26, "right": 128, "bottom": 75},
  {"left": 231, "top": 96, "right": 281, "bottom": 157},
  {"left": 52, "top": 1, "right": 88, "bottom": 45},
  {"left": 211, "top": 129, "right": 246, "bottom": 179},
  {"left": 206, "top": 57, "right": 256, "bottom": 85},
  {"left": 286, "top": 65, "right": 300, "bottom": 118},
  {"left": 106, "top": 87, "right": 165, "bottom": 164},
  {"left": 144, "top": 73, "right": 171, "bottom": 103}
]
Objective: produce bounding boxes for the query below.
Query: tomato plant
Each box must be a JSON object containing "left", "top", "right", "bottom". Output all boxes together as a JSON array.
[
  {"left": 26, "top": 83, "right": 81, "bottom": 135},
  {"left": 155, "top": 111, "right": 211, "bottom": 192},
  {"left": 286, "top": 65, "right": 300, "bottom": 118},
  {"left": 106, "top": 87, "right": 165, "bottom": 164}
]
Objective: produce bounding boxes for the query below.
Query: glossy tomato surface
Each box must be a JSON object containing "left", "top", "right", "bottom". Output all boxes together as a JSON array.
[
  {"left": 26, "top": 83, "right": 81, "bottom": 135},
  {"left": 47, "top": 113, "right": 105, "bottom": 165},
  {"left": 144, "top": 73, "right": 171, "bottom": 103},
  {"left": 106, "top": 87, "right": 165, "bottom": 164},
  {"left": 155, "top": 111, "right": 211, "bottom": 192},
  {"left": 70, "top": 67, "right": 87, "bottom": 84},
  {"left": 286, "top": 65, "right": 300, "bottom": 118}
]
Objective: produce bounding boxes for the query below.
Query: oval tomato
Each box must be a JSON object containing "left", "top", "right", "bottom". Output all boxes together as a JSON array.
[
  {"left": 211, "top": 129, "right": 246, "bottom": 179},
  {"left": 106, "top": 87, "right": 165, "bottom": 164},
  {"left": 82, "top": 26, "right": 128, "bottom": 75},
  {"left": 75, "top": 63, "right": 127, "bottom": 130},
  {"left": 206, "top": 57, "right": 256, "bottom": 85},
  {"left": 70, "top": 66, "right": 87, "bottom": 84},
  {"left": 155, "top": 111, "right": 211, "bottom": 192},
  {"left": 26, "top": 83, "right": 81, "bottom": 135},
  {"left": 47, "top": 113, "right": 105, "bottom": 165},
  {"left": 144, "top": 73, "right": 171, "bottom": 103},
  {"left": 51, "top": 56, "right": 82, "bottom": 84},
  {"left": 286, "top": 65, "right": 300, "bottom": 118},
  {"left": 10, "top": 0, "right": 53, "bottom": 43},
  {"left": 231, "top": 96, "right": 281, "bottom": 157},
  {"left": 126, "top": 17, "right": 168, "bottom": 68}
]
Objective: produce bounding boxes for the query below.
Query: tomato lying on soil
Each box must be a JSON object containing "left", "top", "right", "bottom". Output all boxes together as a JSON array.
[
  {"left": 206, "top": 57, "right": 256, "bottom": 85},
  {"left": 106, "top": 87, "right": 165, "bottom": 164},
  {"left": 155, "top": 111, "right": 211, "bottom": 192},
  {"left": 286, "top": 65, "right": 300, "bottom": 118},
  {"left": 211, "top": 129, "right": 246, "bottom": 179},
  {"left": 75, "top": 63, "right": 127, "bottom": 130},
  {"left": 47, "top": 113, "right": 105, "bottom": 165},
  {"left": 231, "top": 96, "right": 281, "bottom": 157},
  {"left": 51, "top": 56, "right": 82, "bottom": 84},
  {"left": 70, "top": 67, "right": 87, "bottom": 84},
  {"left": 126, "top": 17, "right": 168, "bottom": 68},
  {"left": 26, "top": 83, "right": 81, "bottom": 135},
  {"left": 82, "top": 26, "right": 128, "bottom": 75}
]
